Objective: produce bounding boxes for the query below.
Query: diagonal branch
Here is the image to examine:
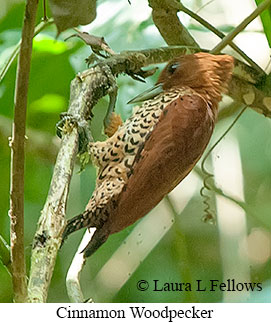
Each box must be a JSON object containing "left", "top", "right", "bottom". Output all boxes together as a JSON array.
[
  {"left": 211, "top": 0, "right": 271, "bottom": 54},
  {"left": 0, "top": 18, "right": 54, "bottom": 84},
  {"left": 178, "top": 3, "right": 265, "bottom": 75}
]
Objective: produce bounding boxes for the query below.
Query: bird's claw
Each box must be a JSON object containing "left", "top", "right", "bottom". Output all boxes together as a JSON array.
[
  {"left": 56, "top": 113, "right": 76, "bottom": 138},
  {"left": 126, "top": 67, "right": 158, "bottom": 83},
  {"left": 56, "top": 113, "right": 92, "bottom": 155},
  {"left": 85, "top": 53, "right": 102, "bottom": 67}
]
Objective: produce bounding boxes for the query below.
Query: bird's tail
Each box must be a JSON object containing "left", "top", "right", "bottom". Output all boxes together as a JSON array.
[
  {"left": 62, "top": 208, "right": 110, "bottom": 258},
  {"left": 81, "top": 228, "right": 109, "bottom": 257},
  {"left": 62, "top": 199, "right": 110, "bottom": 243},
  {"left": 62, "top": 211, "right": 88, "bottom": 241}
]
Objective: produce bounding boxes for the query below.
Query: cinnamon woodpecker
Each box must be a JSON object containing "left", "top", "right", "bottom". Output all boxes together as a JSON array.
[{"left": 62, "top": 52, "right": 234, "bottom": 257}]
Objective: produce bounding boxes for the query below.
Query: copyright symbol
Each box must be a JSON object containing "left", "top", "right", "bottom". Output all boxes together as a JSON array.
[{"left": 137, "top": 280, "right": 149, "bottom": 291}]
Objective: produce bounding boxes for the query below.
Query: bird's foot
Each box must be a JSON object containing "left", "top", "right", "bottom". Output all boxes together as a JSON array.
[{"left": 56, "top": 112, "right": 92, "bottom": 155}]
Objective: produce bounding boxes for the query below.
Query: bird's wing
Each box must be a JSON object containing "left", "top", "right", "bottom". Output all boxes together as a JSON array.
[{"left": 106, "top": 93, "right": 214, "bottom": 234}]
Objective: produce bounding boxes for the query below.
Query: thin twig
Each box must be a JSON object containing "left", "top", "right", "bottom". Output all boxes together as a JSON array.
[
  {"left": 195, "top": 0, "right": 215, "bottom": 13},
  {"left": 194, "top": 166, "right": 268, "bottom": 229},
  {"left": 0, "top": 18, "right": 54, "bottom": 84},
  {"left": 9, "top": 0, "right": 39, "bottom": 303},
  {"left": 199, "top": 106, "right": 248, "bottom": 221},
  {"left": 195, "top": 167, "right": 247, "bottom": 211},
  {"left": 42, "top": 0, "right": 48, "bottom": 21},
  {"left": 217, "top": 101, "right": 241, "bottom": 122},
  {"left": 0, "top": 235, "right": 11, "bottom": 276},
  {"left": 201, "top": 106, "right": 247, "bottom": 180},
  {"left": 178, "top": 3, "right": 265, "bottom": 75},
  {"left": 211, "top": 0, "right": 271, "bottom": 54}
]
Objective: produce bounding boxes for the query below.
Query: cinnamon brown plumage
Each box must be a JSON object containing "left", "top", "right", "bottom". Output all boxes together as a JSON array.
[{"left": 63, "top": 52, "right": 234, "bottom": 257}]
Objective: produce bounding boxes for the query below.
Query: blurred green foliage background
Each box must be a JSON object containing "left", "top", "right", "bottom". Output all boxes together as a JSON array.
[{"left": 0, "top": 0, "right": 271, "bottom": 303}]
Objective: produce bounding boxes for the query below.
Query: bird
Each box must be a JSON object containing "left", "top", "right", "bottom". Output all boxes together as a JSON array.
[{"left": 62, "top": 52, "right": 234, "bottom": 257}]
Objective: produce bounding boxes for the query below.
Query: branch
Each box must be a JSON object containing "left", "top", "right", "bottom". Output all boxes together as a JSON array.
[
  {"left": 148, "top": 0, "right": 199, "bottom": 47},
  {"left": 211, "top": 0, "right": 271, "bottom": 54},
  {"left": 207, "top": 0, "right": 271, "bottom": 116},
  {"left": 27, "top": 79, "right": 88, "bottom": 302},
  {"left": 178, "top": 3, "right": 265, "bottom": 75},
  {"left": 9, "top": 0, "right": 38, "bottom": 303},
  {"left": 228, "top": 75, "right": 271, "bottom": 116}
]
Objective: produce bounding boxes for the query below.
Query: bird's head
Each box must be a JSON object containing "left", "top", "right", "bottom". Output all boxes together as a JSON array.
[{"left": 129, "top": 52, "right": 234, "bottom": 108}]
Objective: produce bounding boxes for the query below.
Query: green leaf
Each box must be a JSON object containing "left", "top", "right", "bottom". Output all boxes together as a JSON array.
[
  {"left": 255, "top": 0, "right": 271, "bottom": 47},
  {"left": 33, "top": 35, "right": 69, "bottom": 54},
  {"left": 138, "top": 16, "right": 153, "bottom": 32},
  {"left": 29, "top": 94, "right": 66, "bottom": 113}
]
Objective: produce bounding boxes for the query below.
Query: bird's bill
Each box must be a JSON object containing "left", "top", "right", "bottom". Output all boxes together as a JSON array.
[{"left": 127, "top": 83, "right": 164, "bottom": 104}]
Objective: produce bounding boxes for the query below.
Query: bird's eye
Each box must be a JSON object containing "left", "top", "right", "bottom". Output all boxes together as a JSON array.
[{"left": 167, "top": 62, "right": 179, "bottom": 75}]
